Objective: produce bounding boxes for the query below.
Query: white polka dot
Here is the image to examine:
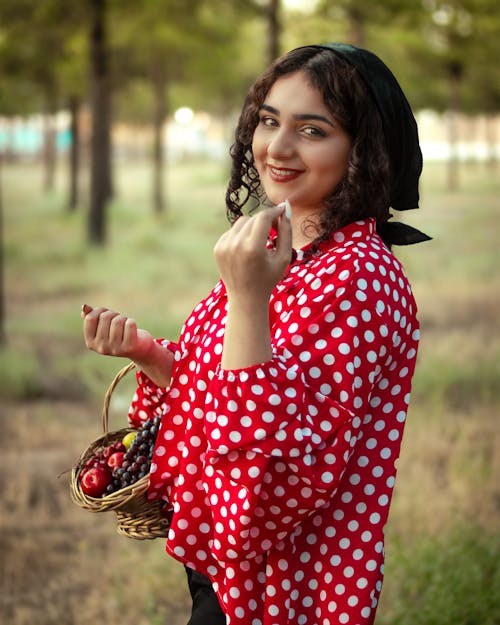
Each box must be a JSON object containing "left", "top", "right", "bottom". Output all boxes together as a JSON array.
[{"left": 229, "top": 430, "right": 241, "bottom": 443}]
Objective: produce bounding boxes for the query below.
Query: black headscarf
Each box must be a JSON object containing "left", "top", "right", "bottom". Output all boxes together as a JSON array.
[{"left": 303, "top": 43, "right": 431, "bottom": 245}]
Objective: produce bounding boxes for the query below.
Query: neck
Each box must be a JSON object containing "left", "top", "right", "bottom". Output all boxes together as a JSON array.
[{"left": 290, "top": 211, "right": 321, "bottom": 249}]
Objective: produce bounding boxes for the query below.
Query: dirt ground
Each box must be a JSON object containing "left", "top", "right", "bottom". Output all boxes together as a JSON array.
[{"left": 0, "top": 377, "right": 192, "bottom": 625}]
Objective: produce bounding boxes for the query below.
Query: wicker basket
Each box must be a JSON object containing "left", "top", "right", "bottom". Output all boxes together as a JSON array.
[{"left": 70, "top": 362, "right": 171, "bottom": 540}]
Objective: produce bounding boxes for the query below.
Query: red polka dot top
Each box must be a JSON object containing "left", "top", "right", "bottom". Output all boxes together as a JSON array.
[{"left": 128, "top": 218, "right": 420, "bottom": 625}]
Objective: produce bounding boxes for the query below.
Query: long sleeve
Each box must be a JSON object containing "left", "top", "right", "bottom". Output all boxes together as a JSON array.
[
  {"left": 127, "top": 339, "right": 178, "bottom": 429},
  {"left": 203, "top": 287, "right": 396, "bottom": 561}
]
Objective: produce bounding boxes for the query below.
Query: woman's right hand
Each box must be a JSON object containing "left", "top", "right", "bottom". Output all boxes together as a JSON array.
[
  {"left": 81, "top": 304, "right": 173, "bottom": 387},
  {"left": 82, "top": 304, "right": 155, "bottom": 362}
]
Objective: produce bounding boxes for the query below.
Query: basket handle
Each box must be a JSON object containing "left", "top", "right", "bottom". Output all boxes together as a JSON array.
[{"left": 101, "top": 361, "right": 136, "bottom": 434}]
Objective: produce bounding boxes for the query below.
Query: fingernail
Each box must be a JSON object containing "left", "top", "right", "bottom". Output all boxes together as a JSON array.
[
  {"left": 283, "top": 199, "right": 292, "bottom": 219},
  {"left": 277, "top": 199, "right": 292, "bottom": 219}
]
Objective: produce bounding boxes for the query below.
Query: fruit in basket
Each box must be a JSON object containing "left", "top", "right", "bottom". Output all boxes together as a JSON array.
[
  {"left": 84, "top": 456, "right": 108, "bottom": 471},
  {"left": 102, "top": 442, "right": 124, "bottom": 459},
  {"left": 108, "top": 451, "right": 125, "bottom": 469},
  {"left": 111, "top": 416, "right": 162, "bottom": 490},
  {"left": 80, "top": 466, "right": 114, "bottom": 497},
  {"left": 122, "top": 431, "right": 137, "bottom": 450},
  {"left": 78, "top": 416, "right": 162, "bottom": 497}
]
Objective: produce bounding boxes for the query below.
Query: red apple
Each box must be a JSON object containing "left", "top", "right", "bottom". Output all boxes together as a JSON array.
[
  {"left": 102, "top": 446, "right": 113, "bottom": 460},
  {"left": 84, "top": 453, "right": 108, "bottom": 470},
  {"left": 107, "top": 452, "right": 125, "bottom": 470},
  {"left": 80, "top": 466, "right": 113, "bottom": 497}
]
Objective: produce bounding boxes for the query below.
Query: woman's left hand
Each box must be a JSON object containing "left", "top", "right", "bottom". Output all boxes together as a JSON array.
[{"left": 214, "top": 205, "right": 292, "bottom": 304}]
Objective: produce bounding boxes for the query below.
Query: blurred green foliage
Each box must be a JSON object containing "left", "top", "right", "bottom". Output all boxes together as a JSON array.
[{"left": 0, "top": 0, "right": 499, "bottom": 120}]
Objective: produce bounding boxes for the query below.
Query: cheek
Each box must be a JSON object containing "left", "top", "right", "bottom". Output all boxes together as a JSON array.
[
  {"left": 251, "top": 140, "right": 266, "bottom": 178},
  {"left": 317, "top": 144, "right": 350, "bottom": 178},
  {"left": 251, "top": 131, "right": 264, "bottom": 161}
]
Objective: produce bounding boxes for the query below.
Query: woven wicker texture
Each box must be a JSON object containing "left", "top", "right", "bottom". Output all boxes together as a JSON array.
[{"left": 70, "top": 362, "right": 170, "bottom": 540}]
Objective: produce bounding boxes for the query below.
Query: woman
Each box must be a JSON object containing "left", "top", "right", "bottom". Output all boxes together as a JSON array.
[{"left": 83, "top": 44, "right": 429, "bottom": 625}]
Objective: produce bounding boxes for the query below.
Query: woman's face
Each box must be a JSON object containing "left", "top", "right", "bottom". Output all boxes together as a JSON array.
[{"left": 252, "top": 71, "right": 352, "bottom": 218}]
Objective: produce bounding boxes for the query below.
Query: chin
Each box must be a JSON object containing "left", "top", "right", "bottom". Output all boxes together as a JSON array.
[
  {"left": 262, "top": 191, "right": 286, "bottom": 206},
  {"left": 264, "top": 189, "right": 296, "bottom": 207}
]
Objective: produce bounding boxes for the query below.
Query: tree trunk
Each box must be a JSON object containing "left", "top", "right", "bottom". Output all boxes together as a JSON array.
[
  {"left": 68, "top": 96, "right": 80, "bottom": 212},
  {"left": 88, "top": 0, "right": 111, "bottom": 245},
  {"left": 485, "top": 114, "right": 498, "bottom": 170},
  {"left": 43, "top": 111, "right": 57, "bottom": 192},
  {"left": 348, "top": 8, "right": 365, "bottom": 47},
  {"left": 446, "top": 61, "right": 462, "bottom": 192},
  {"left": 0, "top": 153, "right": 5, "bottom": 346},
  {"left": 151, "top": 57, "right": 167, "bottom": 214},
  {"left": 267, "top": 0, "right": 280, "bottom": 65}
]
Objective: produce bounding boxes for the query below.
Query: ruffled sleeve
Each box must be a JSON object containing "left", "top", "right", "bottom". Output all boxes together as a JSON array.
[
  {"left": 127, "top": 339, "right": 178, "bottom": 429},
  {"left": 203, "top": 287, "right": 396, "bottom": 561}
]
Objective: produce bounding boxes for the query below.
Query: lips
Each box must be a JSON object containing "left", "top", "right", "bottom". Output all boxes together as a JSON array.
[{"left": 267, "top": 165, "right": 303, "bottom": 183}]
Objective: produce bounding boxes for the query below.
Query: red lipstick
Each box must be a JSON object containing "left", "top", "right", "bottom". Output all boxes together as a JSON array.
[{"left": 267, "top": 165, "right": 302, "bottom": 183}]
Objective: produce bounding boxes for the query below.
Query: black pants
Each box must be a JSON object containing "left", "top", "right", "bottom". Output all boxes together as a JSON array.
[{"left": 185, "top": 566, "right": 227, "bottom": 625}]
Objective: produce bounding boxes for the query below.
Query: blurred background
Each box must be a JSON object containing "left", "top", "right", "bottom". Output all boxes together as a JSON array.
[{"left": 0, "top": 1, "right": 499, "bottom": 624}]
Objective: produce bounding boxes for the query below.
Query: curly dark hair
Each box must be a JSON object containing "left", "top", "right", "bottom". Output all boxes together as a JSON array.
[{"left": 225, "top": 46, "right": 392, "bottom": 253}]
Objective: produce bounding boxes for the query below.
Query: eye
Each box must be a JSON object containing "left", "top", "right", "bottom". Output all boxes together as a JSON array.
[
  {"left": 302, "top": 125, "right": 326, "bottom": 138},
  {"left": 259, "top": 115, "right": 278, "bottom": 128}
]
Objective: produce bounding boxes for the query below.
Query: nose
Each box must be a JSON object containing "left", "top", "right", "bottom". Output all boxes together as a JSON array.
[{"left": 267, "top": 127, "right": 295, "bottom": 160}]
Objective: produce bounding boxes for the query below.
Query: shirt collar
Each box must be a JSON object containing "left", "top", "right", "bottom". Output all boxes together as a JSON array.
[{"left": 287, "top": 218, "right": 377, "bottom": 264}]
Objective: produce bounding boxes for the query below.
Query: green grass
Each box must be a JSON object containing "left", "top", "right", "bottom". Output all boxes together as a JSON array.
[
  {"left": 379, "top": 525, "right": 500, "bottom": 625},
  {"left": 412, "top": 354, "right": 500, "bottom": 410},
  {"left": 2, "top": 158, "right": 228, "bottom": 397},
  {"left": 0, "top": 345, "right": 41, "bottom": 399},
  {"left": 2, "top": 157, "right": 499, "bottom": 624}
]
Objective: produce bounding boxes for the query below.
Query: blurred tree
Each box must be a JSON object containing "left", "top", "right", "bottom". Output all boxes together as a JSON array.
[
  {"left": 0, "top": 153, "right": 4, "bottom": 347},
  {"left": 58, "top": 32, "right": 88, "bottom": 212},
  {"left": 187, "top": 0, "right": 265, "bottom": 105},
  {"left": 175, "top": 0, "right": 264, "bottom": 119},
  {"left": 315, "top": 0, "right": 422, "bottom": 47},
  {"left": 1, "top": 0, "right": 497, "bottom": 230},
  {"left": 0, "top": 1, "right": 60, "bottom": 190},
  {"left": 112, "top": 0, "right": 262, "bottom": 213},
  {"left": 111, "top": 0, "right": 204, "bottom": 214},
  {"left": 314, "top": 0, "right": 500, "bottom": 188},
  {"left": 454, "top": 2, "right": 500, "bottom": 170},
  {"left": 0, "top": 0, "right": 88, "bottom": 208},
  {"left": 316, "top": 0, "right": 369, "bottom": 46},
  {"left": 399, "top": 0, "right": 500, "bottom": 188},
  {"left": 68, "top": 95, "right": 81, "bottom": 212},
  {"left": 88, "top": 0, "right": 112, "bottom": 245},
  {"left": 421, "top": 1, "right": 472, "bottom": 189},
  {"left": 267, "top": 0, "right": 281, "bottom": 63},
  {"left": 0, "top": 2, "right": 42, "bottom": 346}
]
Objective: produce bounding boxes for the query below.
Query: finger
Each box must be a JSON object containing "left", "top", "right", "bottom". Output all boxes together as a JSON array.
[
  {"left": 83, "top": 306, "right": 110, "bottom": 340},
  {"left": 227, "top": 216, "right": 251, "bottom": 242},
  {"left": 94, "top": 309, "right": 121, "bottom": 342},
  {"left": 81, "top": 303, "right": 93, "bottom": 318},
  {"left": 277, "top": 199, "right": 292, "bottom": 220},
  {"left": 122, "top": 318, "right": 138, "bottom": 351},
  {"left": 214, "top": 216, "right": 252, "bottom": 259},
  {"left": 275, "top": 209, "right": 293, "bottom": 259},
  {"left": 231, "top": 215, "right": 250, "bottom": 233},
  {"left": 249, "top": 205, "right": 285, "bottom": 243},
  {"left": 108, "top": 315, "right": 127, "bottom": 347},
  {"left": 215, "top": 216, "right": 248, "bottom": 245}
]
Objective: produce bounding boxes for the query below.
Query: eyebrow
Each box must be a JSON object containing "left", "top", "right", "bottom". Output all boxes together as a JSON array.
[{"left": 260, "top": 104, "right": 336, "bottom": 128}]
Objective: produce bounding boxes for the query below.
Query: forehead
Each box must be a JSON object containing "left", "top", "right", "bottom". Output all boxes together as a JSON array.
[{"left": 264, "top": 71, "right": 329, "bottom": 114}]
